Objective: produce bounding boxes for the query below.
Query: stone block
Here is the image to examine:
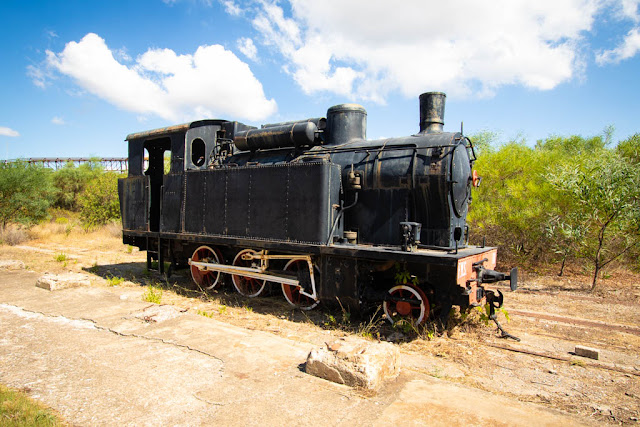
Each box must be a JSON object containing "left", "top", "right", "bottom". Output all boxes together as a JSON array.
[
  {"left": 305, "top": 337, "right": 400, "bottom": 390},
  {"left": 36, "top": 272, "right": 91, "bottom": 291},
  {"left": 575, "top": 345, "right": 600, "bottom": 360},
  {"left": 0, "top": 260, "right": 25, "bottom": 270}
]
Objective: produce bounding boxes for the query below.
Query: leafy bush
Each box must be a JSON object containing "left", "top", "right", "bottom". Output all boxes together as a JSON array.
[
  {"left": 52, "top": 160, "right": 102, "bottom": 211},
  {"left": 547, "top": 151, "right": 640, "bottom": 289},
  {"left": 0, "top": 161, "right": 54, "bottom": 229},
  {"left": 468, "top": 130, "right": 640, "bottom": 286},
  {"left": 78, "top": 172, "right": 122, "bottom": 227},
  {"left": 616, "top": 133, "right": 640, "bottom": 164},
  {"left": 467, "top": 139, "right": 561, "bottom": 261}
]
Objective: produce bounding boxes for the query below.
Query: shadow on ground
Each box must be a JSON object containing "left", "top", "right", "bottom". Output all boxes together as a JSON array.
[{"left": 82, "top": 261, "right": 477, "bottom": 342}]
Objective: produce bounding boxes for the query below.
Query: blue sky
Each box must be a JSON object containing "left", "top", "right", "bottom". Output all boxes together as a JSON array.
[{"left": 1, "top": 0, "right": 639, "bottom": 159}]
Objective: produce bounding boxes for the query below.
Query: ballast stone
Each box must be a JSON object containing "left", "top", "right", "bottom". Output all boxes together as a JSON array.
[
  {"left": 305, "top": 337, "right": 400, "bottom": 390},
  {"left": 36, "top": 272, "right": 91, "bottom": 291}
]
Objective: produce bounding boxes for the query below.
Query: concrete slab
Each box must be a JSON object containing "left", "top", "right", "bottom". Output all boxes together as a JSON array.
[
  {"left": 35, "top": 272, "right": 92, "bottom": 291},
  {"left": 0, "top": 270, "right": 590, "bottom": 426},
  {"left": 375, "top": 379, "right": 586, "bottom": 426}
]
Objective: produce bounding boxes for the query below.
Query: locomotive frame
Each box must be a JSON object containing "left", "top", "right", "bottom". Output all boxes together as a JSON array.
[{"left": 118, "top": 92, "right": 517, "bottom": 325}]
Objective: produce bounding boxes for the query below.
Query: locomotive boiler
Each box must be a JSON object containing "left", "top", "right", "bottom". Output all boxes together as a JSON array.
[{"left": 118, "top": 92, "right": 517, "bottom": 325}]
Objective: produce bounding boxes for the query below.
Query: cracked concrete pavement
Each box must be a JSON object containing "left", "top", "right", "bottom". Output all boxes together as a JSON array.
[{"left": 0, "top": 270, "right": 587, "bottom": 426}]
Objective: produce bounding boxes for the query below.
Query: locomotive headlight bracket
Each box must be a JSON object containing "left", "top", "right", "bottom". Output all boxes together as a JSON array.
[{"left": 471, "top": 170, "right": 481, "bottom": 188}]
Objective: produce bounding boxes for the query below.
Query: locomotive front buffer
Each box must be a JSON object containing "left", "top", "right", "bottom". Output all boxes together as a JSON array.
[{"left": 455, "top": 249, "right": 519, "bottom": 340}]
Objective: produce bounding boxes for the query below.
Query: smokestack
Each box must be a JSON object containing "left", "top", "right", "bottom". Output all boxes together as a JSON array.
[{"left": 419, "top": 92, "right": 446, "bottom": 133}]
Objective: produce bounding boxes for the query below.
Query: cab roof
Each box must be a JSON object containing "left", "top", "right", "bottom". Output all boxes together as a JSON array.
[{"left": 125, "top": 120, "right": 225, "bottom": 141}]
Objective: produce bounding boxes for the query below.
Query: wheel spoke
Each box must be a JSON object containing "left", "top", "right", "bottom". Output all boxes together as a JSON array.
[
  {"left": 281, "top": 259, "right": 319, "bottom": 311},
  {"left": 231, "top": 249, "right": 266, "bottom": 297},
  {"left": 383, "top": 284, "right": 430, "bottom": 325},
  {"left": 190, "top": 246, "right": 221, "bottom": 290}
]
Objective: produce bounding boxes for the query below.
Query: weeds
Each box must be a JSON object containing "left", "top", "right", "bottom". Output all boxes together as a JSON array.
[
  {"left": 323, "top": 297, "right": 352, "bottom": 329},
  {"left": 394, "top": 263, "right": 419, "bottom": 286},
  {"left": 143, "top": 285, "right": 162, "bottom": 304},
  {"left": 126, "top": 245, "right": 133, "bottom": 254},
  {"left": 475, "top": 304, "right": 510, "bottom": 326},
  {"left": 0, "top": 225, "right": 29, "bottom": 245},
  {"left": 392, "top": 318, "right": 419, "bottom": 335},
  {"left": 54, "top": 253, "right": 68, "bottom": 262},
  {"left": 197, "top": 309, "right": 214, "bottom": 318},
  {"left": 431, "top": 366, "right": 443, "bottom": 378},
  {"left": 0, "top": 383, "right": 65, "bottom": 426},
  {"left": 219, "top": 305, "right": 227, "bottom": 315},
  {"left": 356, "top": 306, "right": 384, "bottom": 340},
  {"left": 106, "top": 275, "right": 125, "bottom": 286},
  {"left": 87, "top": 261, "right": 99, "bottom": 274}
]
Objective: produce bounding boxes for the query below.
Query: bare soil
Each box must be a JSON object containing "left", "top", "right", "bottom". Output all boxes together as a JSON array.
[{"left": 1, "top": 224, "right": 639, "bottom": 425}]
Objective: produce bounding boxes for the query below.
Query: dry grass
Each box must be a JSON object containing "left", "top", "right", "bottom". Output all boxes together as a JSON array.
[{"left": 0, "top": 225, "right": 30, "bottom": 246}]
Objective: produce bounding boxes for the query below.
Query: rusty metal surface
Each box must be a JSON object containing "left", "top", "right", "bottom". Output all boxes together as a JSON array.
[
  {"left": 456, "top": 248, "right": 498, "bottom": 305},
  {"left": 126, "top": 123, "right": 192, "bottom": 141},
  {"left": 126, "top": 120, "right": 225, "bottom": 141}
]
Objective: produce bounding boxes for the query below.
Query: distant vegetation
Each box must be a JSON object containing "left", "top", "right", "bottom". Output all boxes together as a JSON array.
[
  {"left": 468, "top": 131, "right": 640, "bottom": 290},
  {"left": 0, "top": 161, "right": 53, "bottom": 229},
  {"left": 0, "top": 159, "right": 123, "bottom": 235}
]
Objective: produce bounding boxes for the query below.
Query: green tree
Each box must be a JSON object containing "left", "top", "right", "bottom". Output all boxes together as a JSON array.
[
  {"left": 547, "top": 152, "right": 640, "bottom": 290},
  {"left": 467, "top": 139, "right": 561, "bottom": 260},
  {"left": 468, "top": 130, "right": 499, "bottom": 157},
  {"left": 78, "top": 172, "right": 122, "bottom": 226},
  {"left": 616, "top": 133, "right": 640, "bottom": 164},
  {"left": 544, "top": 214, "right": 587, "bottom": 276},
  {"left": 535, "top": 133, "right": 609, "bottom": 156},
  {"left": 0, "top": 161, "right": 54, "bottom": 229},
  {"left": 52, "top": 160, "right": 102, "bottom": 210}
]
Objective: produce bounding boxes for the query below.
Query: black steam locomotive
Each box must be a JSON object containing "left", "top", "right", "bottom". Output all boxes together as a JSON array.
[{"left": 118, "top": 92, "right": 517, "bottom": 324}]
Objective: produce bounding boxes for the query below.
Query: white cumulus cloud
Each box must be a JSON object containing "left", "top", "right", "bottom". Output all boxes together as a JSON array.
[
  {"left": 222, "top": 0, "right": 242, "bottom": 16},
  {"left": 45, "top": 33, "right": 277, "bottom": 122},
  {"left": 237, "top": 0, "right": 617, "bottom": 101},
  {"left": 237, "top": 37, "right": 258, "bottom": 61},
  {"left": 0, "top": 127, "right": 20, "bottom": 137},
  {"left": 596, "top": 27, "right": 640, "bottom": 64},
  {"left": 51, "top": 117, "right": 66, "bottom": 125},
  {"left": 619, "top": 0, "right": 640, "bottom": 21}
]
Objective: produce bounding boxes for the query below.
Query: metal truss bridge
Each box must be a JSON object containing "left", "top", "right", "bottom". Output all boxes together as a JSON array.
[{"left": 1, "top": 158, "right": 129, "bottom": 173}]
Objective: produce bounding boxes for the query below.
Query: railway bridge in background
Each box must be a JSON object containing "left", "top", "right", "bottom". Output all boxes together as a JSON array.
[{"left": 1, "top": 157, "right": 129, "bottom": 173}]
